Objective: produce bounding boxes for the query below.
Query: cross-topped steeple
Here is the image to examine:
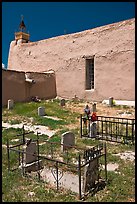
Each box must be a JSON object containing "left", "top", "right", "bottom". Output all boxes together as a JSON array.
[
  {"left": 19, "top": 15, "right": 26, "bottom": 32},
  {"left": 15, "top": 15, "right": 30, "bottom": 44}
]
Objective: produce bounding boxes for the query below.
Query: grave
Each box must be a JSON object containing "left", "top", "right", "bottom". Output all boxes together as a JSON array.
[
  {"left": 7, "top": 125, "right": 107, "bottom": 200},
  {"left": 61, "top": 131, "right": 75, "bottom": 151},
  {"left": 23, "top": 141, "right": 37, "bottom": 164},
  {"left": 60, "top": 99, "right": 65, "bottom": 106},
  {"left": 90, "top": 122, "right": 97, "bottom": 138},
  {"left": 109, "top": 97, "right": 114, "bottom": 107},
  {"left": 38, "top": 107, "right": 45, "bottom": 116},
  {"left": 8, "top": 99, "right": 14, "bottom": 109},
  {"left": 21, "top": 140, "right": 43, "bottom": 172},
  {"left": 92, "top": 102, "right": 96, "bottom": 112},
  {"left": 83, "top": 158, "right": 99, "bottom": 193}
]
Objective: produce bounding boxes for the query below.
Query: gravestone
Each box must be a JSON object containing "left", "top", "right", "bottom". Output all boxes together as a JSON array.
[
  {"left": 60, "top": 99, "right": 65, "bottom": 106},
  {"left": 8, "top": 99, "right": 14, "bottom": 109},
  {"left": 24, "top": 141, "right": 37, "bottom": 164},
  {"left": 92, "top": 103, "right": 96, "bottom": 112},
  {"left": 21, "top": 141, "right": 43, "bottom": 172},
  {"left": 83, "top": 158, "right": 99, "bottom": 193},
  {"left": 109, "top": 97, "right": 113, "bottom": 107},
  {"left": 90, "top": 122, "right": 97, "bottom": 138},
  {"left": 61, "top": 131, "right": 75, "bottom": 151},
  {"left": 38, "top": 107, "right": 45, "bottom": 116}
]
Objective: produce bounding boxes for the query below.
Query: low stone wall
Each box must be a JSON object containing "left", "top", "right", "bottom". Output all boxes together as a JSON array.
[{"left": 2, "top": 69, "right": 57, "bottom": 107}]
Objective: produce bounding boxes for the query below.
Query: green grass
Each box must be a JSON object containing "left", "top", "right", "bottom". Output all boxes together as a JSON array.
[
  {"left": 2, "top": 100, "right": 135, "bottom": 202},
  {"left": 2, "top": 100, "right": 79, "bottom": 129}
]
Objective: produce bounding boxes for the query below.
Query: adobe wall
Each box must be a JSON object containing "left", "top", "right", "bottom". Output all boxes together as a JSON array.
[
  {"left": 8, "top": 18, "right": 135, "bottom": 101},
  {"left": 25, "top": 71, "right": 57, "bottom": 101},
  {"left": 2, "top": 69, "right": 57, "bottom": 107},
  {"left": 2, "top": 69, "right": 26, "bottom": 106}
]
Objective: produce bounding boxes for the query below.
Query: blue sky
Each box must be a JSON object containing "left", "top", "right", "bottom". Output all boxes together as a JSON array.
[{"left": 2, "top": 2, "right": 135, "bottom": 68}]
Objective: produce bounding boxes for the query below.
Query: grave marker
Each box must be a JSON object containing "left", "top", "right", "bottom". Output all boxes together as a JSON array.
[
  {"left": 8, "top": 99, "right": 14, "bottom": 109},
  {"left": 21, "top": 141, "right": 43, "bottom": 172},
  {"left": 92, "top": 102, "right": 96, "bottom": 112},
  {"left": 38, "top": 107, "right": 45, "bottom": 116},
  {"left": 109, "top": 97, "right": 113, "bottom": 107},
  {"left": 23, "top": 141, "right": 37, "bottom": 164},
  {"left": 90, "top": 122, "right": 97, "bottom": 138},
  {"left": 61, "top": 131, "right": 75, "bottom": 151},
  {"left": 83, "top": 158, "right": 99, "bottom": 193},
  {"left": 60, "top": 99, "right": 65, "bottom": 106}
]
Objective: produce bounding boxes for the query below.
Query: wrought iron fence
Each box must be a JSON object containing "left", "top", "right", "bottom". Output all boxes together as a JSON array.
[
  {"left": 6, "top": 126, "right": 107, "bottom": 200},
  {"left": 80, "top": 115, "right": 135, "bottom": 145}
]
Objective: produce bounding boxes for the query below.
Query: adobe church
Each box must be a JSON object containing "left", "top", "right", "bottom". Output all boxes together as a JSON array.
[{"left": 7, "top": 17, "right": 135, "bottom": 102}]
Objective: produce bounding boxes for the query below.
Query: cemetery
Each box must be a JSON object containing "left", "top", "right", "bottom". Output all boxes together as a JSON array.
[{"left": 2, "top": 98, "right": 135, "bottom": 202}]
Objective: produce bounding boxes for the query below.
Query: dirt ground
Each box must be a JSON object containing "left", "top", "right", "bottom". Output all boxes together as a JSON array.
[
  {"left": 66, "top": 102, "right": 135, "bottom": 119},
  {"left": 64, "top": 101, "right": 135, "bottom": 130}
]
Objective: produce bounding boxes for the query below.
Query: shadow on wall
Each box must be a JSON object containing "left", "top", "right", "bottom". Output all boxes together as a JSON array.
[{"left": 2, "top": 69, "right": 57, "bottom": 107}]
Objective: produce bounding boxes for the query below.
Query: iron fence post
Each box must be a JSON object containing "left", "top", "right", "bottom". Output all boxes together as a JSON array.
[
  {"left": 7, "top": 138, "right": 10, "bottom": 172},
  {"left": 104, "top": 142, "right": 107, "bottom": 182},
  {"left": 101, "top": 121, "right": 103, "bottom": 139},
  {"left": 78, "top": 154, "right": 82, "bottom": 200},
  {"left": 23, "top": 125, "right": 25, "bottom": 144},
  {"left": 88, "top": 118, "right": 90, "bottom": 136},
  {"left": 126, "top": 122, "right": 128, "bottom": 144},
  {"left": 132, "top": 120, "right": 135, "bottom": 145},
  {"left": 22, "top": 149, "right": 24, "bottom": 176},
  {"left": 37, "top": 132, "right": 40, "bottom": 181},
  {"left": 18, "top": 145, "right": 21, "bottom": 166},
  {"left": 56, "top": 161, "right": 59, "bottom": 191},
  {"left": 80, "top": 114, "right": 82, "bottom": 138}
]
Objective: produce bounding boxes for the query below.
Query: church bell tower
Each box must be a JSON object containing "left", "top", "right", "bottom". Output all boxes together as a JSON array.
[{"left": 15, "top": 15, "right": 30, "bottom": 44}]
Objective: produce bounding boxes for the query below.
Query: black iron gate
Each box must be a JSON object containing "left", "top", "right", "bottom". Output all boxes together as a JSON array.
[{"left": 80, "top": 114, "right": 135, "bottom": 144}]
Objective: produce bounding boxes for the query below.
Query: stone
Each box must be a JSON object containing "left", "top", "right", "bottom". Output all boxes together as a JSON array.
[
  {"left": 60, "top": 99, "right": 65, "bottom": 106},
  {"left": 109, "top": 97, "right": 114, "bottom": 107},
  {"left": 20, "top": 141, "right": 43, "bottom": 172},
  {"left": 92, "top": 102, "right": 96, "bottom": 112},
  {"left": 83, "top": 158, "right": 99, "bottom": 193},
  {"left": 23, "top": 141, "right": 37, "bottom": 164},
  {"left": 38, "top": 107, "right": 45, "bottom": 116},
  {"left": 90, "top": 122, "right": 97, "bottom": 138},
  {"left": 8, "top": 99, "right": 14, "bottom": 109},
  {"left": 61, "top": 131, "right": 75, "bottom": 151}
]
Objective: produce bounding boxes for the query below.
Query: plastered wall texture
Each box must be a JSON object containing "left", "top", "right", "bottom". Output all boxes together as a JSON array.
[
  {"left": 8, "top": 18, "right": 135, "bottom": 101},
  {"left": 2, "top": 69, "right": 57, "bottom": 107}
]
